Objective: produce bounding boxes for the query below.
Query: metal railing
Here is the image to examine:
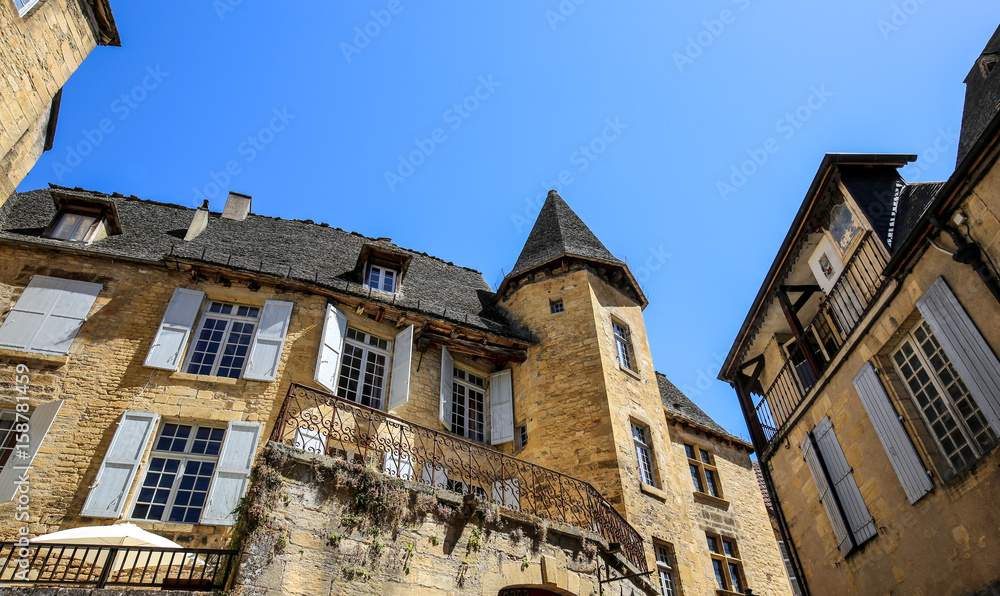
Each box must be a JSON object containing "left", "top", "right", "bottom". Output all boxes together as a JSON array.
[
  {"left": 271, "top": 383, "right": 648, "bottom": 572},
  {"left": 0, "top": 543, "right": 236, "bottom": 590},
  {"left": 753, "top": 233, "right": 889, "bottom": 445}
]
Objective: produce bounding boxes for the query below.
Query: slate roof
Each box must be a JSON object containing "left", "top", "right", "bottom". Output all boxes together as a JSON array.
[
  {"left": 958, "top": 24, "right": 1000, "bottom": 166},
  {"left": 0, "top": 187, "right": 529, "bottom": 341},
  {"left": 656, "top": 372, "right": 744, "bottom": 444},
  {"left": 753, "top": 462, "right": 774, "bottom": 514},
  {"left": 839, "top": 164, "right": 904, "bottom": 249},
  {"left": 891, "top": 181, "right": 945, "bottom": 255},
  {"left": 508, "top": 190, "right": 624, "bottom": 277}
]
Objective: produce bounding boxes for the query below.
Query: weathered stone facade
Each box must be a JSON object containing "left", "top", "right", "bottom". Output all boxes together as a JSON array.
[
  {"left": 722, "top": 25, "right": 1000, "bottom": 596},
  {"left": 0, "top": 0, "right": 118, "bottom": 207}
]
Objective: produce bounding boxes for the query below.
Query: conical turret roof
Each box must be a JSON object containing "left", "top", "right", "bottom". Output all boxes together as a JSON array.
[
  {"left": 499, "top": 190, "right": 646, "bottom": 307},
  {"left": 509, "top": 191, "right": 624, "bottom": 276}
]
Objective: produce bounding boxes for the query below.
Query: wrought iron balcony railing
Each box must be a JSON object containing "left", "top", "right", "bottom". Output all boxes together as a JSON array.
[
  {"left": 753, "top": 233, "right": 889, "bottom": 444},
  {"left": 0, "top": 543, "right": 236, "bottom": 590},
  {"left": 271, "top": 383, "right": 648, "bottom": 573}
]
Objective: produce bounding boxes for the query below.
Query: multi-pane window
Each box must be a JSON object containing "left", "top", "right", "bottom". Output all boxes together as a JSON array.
[
  {"left": 707, "top": 533, "right": 745, "bottom": 593},
  {"left": 613, "top": 321, "right": 635, "bottom": 371},
  {"left": 550, "top": 299, "right": 564, "bottom": 314},
  {"left": 49, "top": 213, "right": 97, "bottom": 243},
  {"left": 516, "top": 424, "right": 528, "bottom": 450},
  {"left": 131, "top": 423, "right": 226, "bottom": 524},
  {"left": 185, "top": 302, "right": 260, "bottom": 378},
  {"left": 0, "top": 411, "right": 18, "bottom": 471},
  {"left": 366, "top": 265, "right": 398, "bottom": 294},
  {"left": 778, "top": 540, "right": 804, "bottom": 596},
  {"left": 631, "top": 422, "right": 656, "bottom": 486},
  {"left": 892, "top": 320, "right": 997, "bottom": 472},
  {"left": 452, "top": 368, "right": 486, "bottom": 443},
  {"left": 686, "top": 443, "right": 722, "bottom": 498},
  {"left": 337, "top": 327, "right": 390, "bottom": 409},
  {"left": 654, "top": 542, "right": 678, "bottom": 596}
]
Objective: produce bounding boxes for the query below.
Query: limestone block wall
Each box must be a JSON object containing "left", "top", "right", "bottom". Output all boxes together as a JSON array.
[
  {"left": 231, "top": 444, "right": 632, "bottom": 596},
  {"left": 765, "top": 245, "right": 1000, "bottom": 596},
  {"left": 0, "top": 1, "right": 103, "bottom": 206}
]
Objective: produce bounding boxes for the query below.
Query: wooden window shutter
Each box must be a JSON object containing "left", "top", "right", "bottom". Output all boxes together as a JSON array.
[
  {"left": 813, "top": 416, "right": 877, "bottom": 554},
  {"left": 489, "top": 369, "right": 514, "bottom": 445},
  {"left": 387, "top": 324, "right": 414, "bottom": 410},
  {"left": 439, "top": 346, "right": 454, "bottom": 428},
  {"left": 81, "top": 411, "right": 160, "bottom": 518},
  {"left": 144, "top": 288, "right": 205, "bottom": 370},
  {"left": 916, "top": 276, "right": 1000, "bottom": 433},
  {"left": 853, "top": 362, "right": 933, "bottom": 504},
  {"left": 801, "top": 428, "right": 851, "bottom": 556},
  {"left": 314, "top": 303, "right": 347, "bottom": 393},
  {"left": 201, "top": 421, "right": 262, "bottom": 526},
  {"left": 244, "top": 300, "right": 293, "bottom": 381},
  {"left": 0, "top": 276, "right": 101, "bottom": 355},
  {"left": 0, "top": 400, "right": 64, "bottom": 501}
]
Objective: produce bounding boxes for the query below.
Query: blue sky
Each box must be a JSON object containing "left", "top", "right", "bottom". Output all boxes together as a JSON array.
[{"left": 19, "top": 1, "right": 1000, "bottom": 441}]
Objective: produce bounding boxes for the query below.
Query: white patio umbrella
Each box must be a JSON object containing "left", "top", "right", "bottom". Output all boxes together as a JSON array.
[{"left": 30, "top": 523, "right": 204, "bottom": 574}]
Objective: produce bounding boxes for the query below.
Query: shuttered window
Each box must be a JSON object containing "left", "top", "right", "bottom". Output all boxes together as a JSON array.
[
  {"left": 439, "top": 347, "right": 454, "bottom": 427},
  {"left": 387, "top": 325, "right": 414, "bottom": 410},
  {"left": 0, "top": 400, "right": 64, "bottom": 502},
  {"left": 0, "top": 276, "right": 102, "bottom": 355},
  {"left": 801, "top": 416, "right": 876, "bottom": 556},
  {"left": 201, "top": 421, "right": 262, "bottom": 526},
  {"left": 314, "top": 304, "right": 348, "bottom": 393},
  {"left": 489, "top": 369, "right": 514, "bottom": 445},
  {"left": 853, "top": 362, "right": 934, "bottom": 503},
  {"left": 451, "top": 367, "right": 486, "bottom": 443},
  {"left": 82, "top": 411, "right": 161, "bottom": 518}
]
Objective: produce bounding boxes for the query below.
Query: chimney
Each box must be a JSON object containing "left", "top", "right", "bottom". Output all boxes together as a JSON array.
[
  {"left": 184, "top": 200, "right": 210, "bottom": 241},
  {"left": 222, "top": 191, "right": 252, "bottom": 221}
]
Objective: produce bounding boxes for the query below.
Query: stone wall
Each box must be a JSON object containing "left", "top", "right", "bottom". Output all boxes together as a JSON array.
[
  {"left": 230, "top": 443, "right": 635, "bottom": 596},
  {"left": 1, "top": 1, "right": 103, "bottom": 206}
]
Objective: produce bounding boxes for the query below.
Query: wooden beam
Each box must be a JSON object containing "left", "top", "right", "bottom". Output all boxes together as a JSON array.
[{"left": 424, "top": 332, "right": 527, "bottom": 363}]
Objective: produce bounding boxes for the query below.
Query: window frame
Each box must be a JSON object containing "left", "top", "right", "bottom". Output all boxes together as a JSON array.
[
  {"left": 549, "top": 299, "right": 564, "bottom": 314},
  {"left": 706, "top": 532, "right": 746, "bottom": 594},
  {"left": 14, "top": 0, "right": 41, "bottom": 17},
  {"left": 129, "top": 422, "right": 227, "bottom": 525},
  {"left": 451, "top": 366, "right": 487, "bottom": 443},
  {"left": 0, "top": 411, "right": 18, "bottom": 472},
  {"left": 631, "top": 421, "right": 657, "bottom": 487},
  {"left": 182, "top": 301, "right": 261, "bottom": 379},
  {"left": 654, "top": 541, "right": 679, "bottom": 596},
  {"left": 48, "top": 212, "right": 99, "bottom": 243},
  {"left": 516, "top": 424, "right": 528, "bottom": 450},
  {"left": 365, "top": 264, "right": 398, "bottom": 294},
  {"left": 890, "top": 319, "right": 997, "bottom": 475},
  {"left": 685, "top": 443, "right": 723, "bottom": 499},
  {"left": 613, "top": 319, "right": 636, "bottom": 372},
  {"left": 336, "top": 326, "right": 392, "bottom": 410}
]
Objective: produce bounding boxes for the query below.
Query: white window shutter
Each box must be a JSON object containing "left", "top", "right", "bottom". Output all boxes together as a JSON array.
[
  {"left": 421, "top": 462, "right": 448, "bottom": 488},
  {"left": 491, "top": 478, "right": 520, "bottom": 511},
  {"left": 244, "top": 300, "right": 293, "bottom": 381},
  {"left": 383, "top": 452, "right": 415, "bottom": 481},
  {"left": 853, "top": 362, "right": 933, "bottom": 504},
  {"left": 387, "top": 325, "right": 414, "bottom": 410},
  {"left": 81, "top": 411, "right": 160, "bottom": 518},
  {"left": 801, "top": 429, "right": 851, "bottom": 556},
  {"left": 314, "top": 303, "right": 347, "bottom": 393},
  {"left": 144, "top": 288, "right": 205, "bottom": 371},
  {"left": 0, "top": 276, "right": 101, "bottom": 355},
  {"left": 916, "top": 276, "right": 1000, "bottom": 433},
  {"left": 0, "top": 399, "right": 64, "bottom": 502},
  {"left": 813, "top": 417, "right": 877, "bottom": 554},
  {"left": 202, "top": 421, "right": 262, "bottom": 526},
  {"left": 439, "top": 347, "right": 454, "bottom": 428},
  {"left": 293, "top": 427, "right": 328, "bottom": 455},
  {"left": 489, "top": 369, "right": 514, "bottom": 445}
]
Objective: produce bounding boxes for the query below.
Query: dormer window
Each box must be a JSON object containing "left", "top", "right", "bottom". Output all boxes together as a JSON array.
[
  {"left": 50, "top": 213, "right": 98, "bottom": 243},
  {"left": 980, "top": 54, "right": 998, "bottom": 78},
  {"left": 366, "top": 265, "right": 398, "bottom": 294}
]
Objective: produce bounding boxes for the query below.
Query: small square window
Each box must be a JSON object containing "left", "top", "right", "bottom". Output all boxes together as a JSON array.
[
  {"left": 49, "top": 213, "right": 98, "bottom": 243},
  {"left": 366, "top": 265, "right": 398, "bottom": 294},
  {"left": 550, "top": 299, "right": 564, "bottom": 314}
]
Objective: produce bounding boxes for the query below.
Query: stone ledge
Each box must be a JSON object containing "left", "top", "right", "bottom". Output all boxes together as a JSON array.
[
  {"left": 0, "top": 589, "right": 215, "bottom": 596},
  {"left": 693, "top": 491, "right": 731, "bottom": 510},
  {"left": 639, "top": 482, "right": 669, "bottom": 501},
  {"left": 0, "top": 348, "right": 68, "bottom": 368},
  {"left": 168, "top": 370, "right": 240, "bottom": 385}
]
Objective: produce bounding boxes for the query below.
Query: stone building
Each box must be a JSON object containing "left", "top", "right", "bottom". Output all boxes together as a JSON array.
[
  {"left": 719, "top": 25, "right": 1000, "bottom": 596},
  {"left": 0, "top": 185, "right": 789, "bottom": 594},
  {"left": 0, "top": 0, "right": 119, "bottom": 209}
]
